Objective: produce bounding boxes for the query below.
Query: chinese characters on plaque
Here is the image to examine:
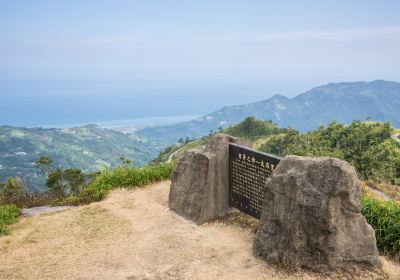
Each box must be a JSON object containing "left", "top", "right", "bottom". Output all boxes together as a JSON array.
[{"left": 229, "top": 143, "right": 281, "bottom": 219}]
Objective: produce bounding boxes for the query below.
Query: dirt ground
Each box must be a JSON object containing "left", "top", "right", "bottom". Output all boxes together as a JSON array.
[{"left": 0, "top": 181, "right": 399, "bottom": 280}]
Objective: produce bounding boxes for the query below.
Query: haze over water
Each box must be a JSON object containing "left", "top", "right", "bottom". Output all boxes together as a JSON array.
[
  {"left": 1, "top": 1, "right": 400, "bottom": 127},
  {"left": 0, "top": 79, "right": 319, "bottom": 127}
]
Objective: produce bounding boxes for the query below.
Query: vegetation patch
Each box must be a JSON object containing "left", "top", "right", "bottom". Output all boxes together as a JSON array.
[
  {"left": 84, "top": 163, "right": 174, "bottom": 203},
  {"left": 152, "top": 137, "right": 211, "bottom": 164},
  {"left": 0, "top": 125, "right": 166, "bottom": 191},
  {"left": 1, "top": 155, "right": 174, "bottom": 208},
  {"left": 361, "top": 194, "right": 400, "bottom": 259},
  {"left": 224, "top": 117, "right": 288, "bottom": 140},
  {"left": 0, "top": 204, "right": 19, "bottom": 235},
  {"left": 363, "top": 180, "right": 400, "bottom": 201},
  {"left": 90, "top": 163, "right": 173, "bottom": 191},
  {"left": 253, "top": 120, "right": 400, "bottom": 186}
]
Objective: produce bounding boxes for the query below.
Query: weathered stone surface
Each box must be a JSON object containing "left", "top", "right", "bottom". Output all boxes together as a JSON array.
[
  {"left": 253, "top": 156, "right": 381, "bottom": 270},
  {"left": 169, "top": 134, "right": 250, "bottom": 224}
]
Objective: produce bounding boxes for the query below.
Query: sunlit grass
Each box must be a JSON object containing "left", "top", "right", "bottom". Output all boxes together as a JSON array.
[
  {"left": 85, "top": 163, "right": 174, "bottom": 201},
  {"left": 361, "top": 194, "right": 400, "bottom": 258},
  {"left": 0, "top": 204, "right": 19, "bottom": 236}
]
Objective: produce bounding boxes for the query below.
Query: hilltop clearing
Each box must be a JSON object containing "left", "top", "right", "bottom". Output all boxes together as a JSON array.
[{"left": 0, "top": 181, "right": 399, "bottom": 280}]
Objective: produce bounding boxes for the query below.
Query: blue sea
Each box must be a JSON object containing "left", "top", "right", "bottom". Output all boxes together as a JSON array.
[
  {"left": 0, "top": 79, "right": 304, "bottom": 128},
  {"left": 36, "top": 114, "right": 201, "bottom": 129}
]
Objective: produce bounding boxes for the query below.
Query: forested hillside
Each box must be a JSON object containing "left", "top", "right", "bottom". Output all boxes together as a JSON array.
[
  {"left": 0, "top": 125, "right": 165, "bottom": 190},
  {"left": 159, "top": 117, "right": 400, "bottom": 187},
  {"left": 254, "top": 120, "right": 400, "bottom": 185},
  {"left": 137, "top": 80, "right": 400, "bottom": 143}
]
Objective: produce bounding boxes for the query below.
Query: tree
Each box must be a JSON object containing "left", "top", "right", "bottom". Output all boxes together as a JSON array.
[
  {"left": 45, "top": 168, "right": 65, "bottom": 198},
  {"left": 34, "top": 156, "right": 53, "bottom": 177},
  {"left": 0, "top": 177, "right": 28, "bottom": 207},
  {"left": 119, "top": 155, "right": 133, "bottom": 167},
  {"left": 225, "top": 117, "right": 282, "bottom": 139},
  {"left": 63, "top": 168, "right": 85, "bottom": 195}
]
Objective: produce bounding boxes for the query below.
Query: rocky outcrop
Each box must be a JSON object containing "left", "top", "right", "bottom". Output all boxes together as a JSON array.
[
  {"left": 253, "top": 156, "right": 381, "bottom": 270},
  {"left": 169, "top": 134, "right": 250, "bottom": 224}
]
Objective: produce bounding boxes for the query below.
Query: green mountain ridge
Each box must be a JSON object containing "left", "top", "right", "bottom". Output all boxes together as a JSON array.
[
  {"left": 2, "top": 80, "right": 400, "bottom": 190},
  {"left": 137, "top": 80, "right": 400, "bottom": 143},
  {"left": 0, "top": 124, "right": 165, "bottom": 190}
]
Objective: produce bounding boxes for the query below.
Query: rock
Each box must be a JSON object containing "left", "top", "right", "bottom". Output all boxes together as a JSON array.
[
  {"left": 253, "top": 156, "right": 381, "bottom": 270},
  {"left": 169, "top": 133, "right": 250, "bottom": 224}
]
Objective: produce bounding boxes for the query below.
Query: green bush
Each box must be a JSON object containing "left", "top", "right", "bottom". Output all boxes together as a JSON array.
[
  {"left": 86, "top": 163, "right": 173, "bottom": 201},
  {"left": 42, "top": 163, "right": 174, "bottom": 206},
  {"left": 52, "top": 186, "right": 106, "bottom": 206},
  {"left": 0, "top": 178, "right": 30, "bottom": 208},
  {"left": 361, "top": 195, "right": 400, "bottom": 258},
  {"left": 0, "top": 204, "right": 20, "bottom": 235},
  {"left": 224, "top": 117, "right": 287, "bottom": 139},
  {"left": 259, "top": 121, "right": 400, "bottom": 185}
]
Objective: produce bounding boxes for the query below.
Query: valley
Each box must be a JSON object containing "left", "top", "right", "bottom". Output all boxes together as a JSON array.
[
  {"left": 1, "top": 80, "right": 400, "bottom": 192},
  {"left": 0, "top": 125, "right": 166, "bottom": 190}
]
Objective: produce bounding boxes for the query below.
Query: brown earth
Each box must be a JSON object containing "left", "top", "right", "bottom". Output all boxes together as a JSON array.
[{"left": 0, "top": 181, "right": 399, "bottom": 280}]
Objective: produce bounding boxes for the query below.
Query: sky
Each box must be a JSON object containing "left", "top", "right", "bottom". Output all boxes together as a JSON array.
[{"left": 0, "top": 1, "right": 400, "bottom": 125}]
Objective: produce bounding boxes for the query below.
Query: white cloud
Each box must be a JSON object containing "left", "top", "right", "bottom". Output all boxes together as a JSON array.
[
  {"left": 75, "top": 33, "right": 146, "bottom": 45},
  {"left": 190, "top": 26, "right": 400, "bottom": 43},
  {"left": 45, "top": 32, "right": 147, "bottom": 48},
  {"left": 191, "top": 35, "right": 246, "bottom": 42},
  {"left": 0, "top": 32, "right": 147, "bottom": 49},
  {"left": 255, "top": 26, "right": 400, "bottom": 41}
]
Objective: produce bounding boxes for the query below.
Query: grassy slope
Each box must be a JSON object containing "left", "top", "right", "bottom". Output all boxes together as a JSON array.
[{"left": 152, "top": 137, "right": 211, "bottom": 165}]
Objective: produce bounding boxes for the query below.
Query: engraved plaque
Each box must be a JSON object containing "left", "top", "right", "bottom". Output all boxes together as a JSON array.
[{"left": 229, "top": 143, "right": 281, "bottom": 219}]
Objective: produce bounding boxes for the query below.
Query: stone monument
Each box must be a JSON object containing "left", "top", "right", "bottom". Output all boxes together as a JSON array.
[
  {"left": 169, "top": 133, "right": 250, "bottom": 224},
  {"left": 169, "top": 135, "right": 381, "bottom": 271},
  {"left": 253, "top": 156, "right": 381, "bottom": 270}
]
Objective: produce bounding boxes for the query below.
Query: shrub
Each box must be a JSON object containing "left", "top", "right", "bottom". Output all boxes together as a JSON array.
[
  {"left": 259, "top": 121, "right": 400, "bottom": 185},
  {"left": 89, "top": 163, "right": 173, "bottom": 192},
  {"left": 52, "top": 187, "right": 106, "bottom": 206},
  {"left": 0, "top": 204, "right": 20, "bottom": 235},
  {"left": 0, "top": 178, "right": 30, "bottom": 208},
  {"left": 56, "top": 163, "right": 175, "bottom": 205},
  {"left": 361, "top": 194, "right": 400, "bottom": 258},
  {"left": 224, "top": 117, "right": 286, "bottom": 139}
]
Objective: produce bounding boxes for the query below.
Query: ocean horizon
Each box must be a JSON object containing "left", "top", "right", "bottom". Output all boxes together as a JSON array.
[{"left": 27, "top": 114, "right": 201, "bottom": 130}]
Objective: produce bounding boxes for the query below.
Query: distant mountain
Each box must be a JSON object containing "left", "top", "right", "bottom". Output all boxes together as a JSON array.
[
  {"left": 136, "top": 80, "right": 400, "bottom": 143},
  {"left": 0, "top": 125, "right": 165, "bottom": 190}
]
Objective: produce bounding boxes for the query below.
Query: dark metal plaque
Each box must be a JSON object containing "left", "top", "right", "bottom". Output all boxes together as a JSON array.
[{"left": 229, "top": 143, "right": 281, "bottom": 219}]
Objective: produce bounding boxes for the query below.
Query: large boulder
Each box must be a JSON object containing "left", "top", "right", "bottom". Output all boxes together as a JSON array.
[
  {"left": 169, "top": 134, "right": 250, "bottom": 224},
  {"left": 253, "top": 156, "right": 381, "bottom": 270}
]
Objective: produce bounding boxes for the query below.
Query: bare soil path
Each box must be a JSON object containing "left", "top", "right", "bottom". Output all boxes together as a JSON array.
[
  {"left": 0, "top": 181, "right": 399, "bottom": 280},
  {"left": 166, "top": 144, "right": 185, "bottom": 163},
  {"left": 21, "top": 205, "right": 76, "bottom": 217}
]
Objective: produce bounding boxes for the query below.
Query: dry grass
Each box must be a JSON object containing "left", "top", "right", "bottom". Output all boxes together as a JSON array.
[
  {"left": 0, "top": 181, "right": 399, "bottom": 280},
  {"left": 0, "top": 202, "right": 128, "bottom": 279},
  {"left": 363, "top": 181, "right": 400, "bottom": 201}
]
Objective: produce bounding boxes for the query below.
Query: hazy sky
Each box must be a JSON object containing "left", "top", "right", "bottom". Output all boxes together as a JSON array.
[{"left": 0, "top": 1, "right": 399, "bottom": 85}]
